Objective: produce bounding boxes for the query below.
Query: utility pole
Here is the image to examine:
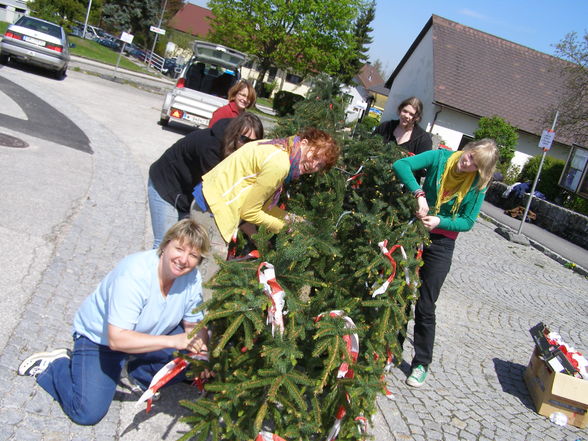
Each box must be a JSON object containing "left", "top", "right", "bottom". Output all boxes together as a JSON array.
[
  {"left": 147, "top": 0, "right": 168, "bottom": 69},
  {"left": 82, "top": 0, "right": 93, "bottom": 39},
  {"left": 516, "top": 111, "right": 559, "bottom": 235}
]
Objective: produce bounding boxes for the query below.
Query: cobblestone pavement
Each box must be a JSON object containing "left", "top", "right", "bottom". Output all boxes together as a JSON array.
[
  {"left": 376, "top": 218, "right": 587, "bottom": 441},
  {"left": 0, "top": 65, "right": 586, "bottom": 441}
]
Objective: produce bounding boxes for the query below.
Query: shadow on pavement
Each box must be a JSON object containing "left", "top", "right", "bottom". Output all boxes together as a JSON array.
[
  {"left": 492, "top": 358, "right": 534, "bottom": 410},
  {"left": 116, "top": 382, "right": 202, "bottom": 439}
]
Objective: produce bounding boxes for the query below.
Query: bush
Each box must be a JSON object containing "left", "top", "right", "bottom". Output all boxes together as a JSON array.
[
  {"left": 272, "top": 90, "right": 305, "bottom": 117},
  {"left": 563, "top": 193, "right": 588, "bottom": 216},
  {"left": 474, "top": 116, "right": 519, "bottom": 175},
  {"left": 518, "top": 155, "right": 565, "bottom": 201},
  {"left": 357, "top": 115, "right": 379, "bottom": 132}
]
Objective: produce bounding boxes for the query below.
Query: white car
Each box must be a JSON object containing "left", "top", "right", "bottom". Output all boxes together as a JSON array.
[
  {"left": 160, "top": 40, "right": 247, "bottom": 129},
  {"left": 0, "top": 16, "right": 71, "bottom": 79}
]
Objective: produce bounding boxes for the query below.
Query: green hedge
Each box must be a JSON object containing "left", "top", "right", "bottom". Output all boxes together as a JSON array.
[
  {"left": 518, "top": 155, "right": 565, "bottom": 201},
  {"left": 272, "top": 90, "right": 305, "bottom": 117}
]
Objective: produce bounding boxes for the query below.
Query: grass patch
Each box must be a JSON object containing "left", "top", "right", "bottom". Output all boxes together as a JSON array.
[
  {"left": 256, "top": 97, "right": 273, "bottom": 108},
  {"left": 0, "top": 21, "right": 8, "bottom": 34},
  {"left": 69, "top": 36, "right": 151, "bottom": 74}
]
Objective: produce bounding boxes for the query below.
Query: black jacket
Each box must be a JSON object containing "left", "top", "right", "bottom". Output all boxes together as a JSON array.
[
  {"left": 149, "top": 118, "right": 231, "bottom": 213},
  {"left": 374, "top": 119, "right": 432, "bottom": 156}
]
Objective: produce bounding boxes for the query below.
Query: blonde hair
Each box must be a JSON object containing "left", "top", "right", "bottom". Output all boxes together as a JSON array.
[
  {"left": 157, "top": 219, "right": 211, "bottom": 258},
  {"left": 463, "top": 138, "right": 499, "bottom": 190}
]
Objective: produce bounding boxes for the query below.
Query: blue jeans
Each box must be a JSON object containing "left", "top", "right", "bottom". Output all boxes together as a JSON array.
[
  {"left": 36, "top": 327, "right": 185, "bottom": 426},
  {"left": 147, "top": 178, "right": 189, "bottom": 249}
]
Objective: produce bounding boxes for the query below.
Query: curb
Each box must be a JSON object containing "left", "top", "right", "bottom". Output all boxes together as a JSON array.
[{"left": 479, "top": 212, "right": 588, "bottom": 278}]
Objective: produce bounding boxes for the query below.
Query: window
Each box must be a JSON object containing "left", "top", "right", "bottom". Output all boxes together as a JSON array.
[
  {"left": 458, "top": 134, "right": 474, "bottom": 150},
  {"left": 286, "top": 73, "right": 303, "bottom": 85},
  {"left": 266, "top": 67, "right": 277, "bottom": 83},
  {"left": 560, "top": 145, "right": 588, "bottom": 198}
]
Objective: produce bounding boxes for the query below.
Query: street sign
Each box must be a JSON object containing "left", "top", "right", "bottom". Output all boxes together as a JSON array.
[
  {"left": 538, "top": 129, "right": 555, "bottom": 150},
  {"left": 120, "top": 31, "right": 134, "bottom": 44},
  {"left": 149, "top": 26, "right": 166, "bottom": 35}
]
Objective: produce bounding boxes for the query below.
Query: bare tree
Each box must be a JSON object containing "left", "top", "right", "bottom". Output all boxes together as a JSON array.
[{"left": 552, "top": 31, "right": 588, "bottom": 146}]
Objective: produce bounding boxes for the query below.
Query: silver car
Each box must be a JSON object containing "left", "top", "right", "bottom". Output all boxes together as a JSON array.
[
  {"left": 0, "top": 16, "right": 71, "bottom": 79},
  {"left": 160, "top": 40, "right": 247, "bottom": 129}
]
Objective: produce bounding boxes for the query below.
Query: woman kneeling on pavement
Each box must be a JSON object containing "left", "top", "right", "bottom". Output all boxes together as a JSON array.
[
  {"left": 191, "top": 127, "right": 340, "bottom": 286},
  {"left": 17, "top": 219, "right": 211, "bottom": 425},
  {"left": 392, "top": 139, "right": 498, "bottom": 388}
]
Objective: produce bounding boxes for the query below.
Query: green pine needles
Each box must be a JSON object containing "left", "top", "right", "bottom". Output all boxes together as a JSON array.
[{"left": 179, "top": 78, "right": 428, "bottom": 441}]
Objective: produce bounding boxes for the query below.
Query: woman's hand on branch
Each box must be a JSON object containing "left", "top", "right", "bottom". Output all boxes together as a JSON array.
[
  {"left": 420, "top": 215, "right": 440, "bottom": 231},
  {"left": 415, "top": 196, "right": 429, "bottom": 219}
]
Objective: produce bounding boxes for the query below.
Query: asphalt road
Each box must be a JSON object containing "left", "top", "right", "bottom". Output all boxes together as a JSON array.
[{"left": 0, "top": 61, "right": 586, "bottom": 441}]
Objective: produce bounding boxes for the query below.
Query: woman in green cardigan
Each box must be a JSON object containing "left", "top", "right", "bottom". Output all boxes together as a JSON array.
[{"left": 392, "top": 138, "right": 499, "bottom": 387}]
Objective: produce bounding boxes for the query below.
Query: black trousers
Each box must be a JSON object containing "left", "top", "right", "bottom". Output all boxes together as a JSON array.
[{"left": 410, "top": 233, "right": 455, "bottom": 368}]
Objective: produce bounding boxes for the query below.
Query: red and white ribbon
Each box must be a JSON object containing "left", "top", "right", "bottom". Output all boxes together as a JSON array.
[
  {"left": 255, "top": 431, "right": 286, "bottom": 441},
  {"left": 315, "top": 311, "right": 361, "bottom": 440},
  {"left": 326, "top": 404, "right": 347, "bottom": 441},
  {"left": 137, "top": 351, "right": 209, "bottom": 412},
  {"left": 355, "top": 415, "right": 368, "bottom": 437},
  {"left": 257, "top": 262, "right": 286, "bottom": 337}
]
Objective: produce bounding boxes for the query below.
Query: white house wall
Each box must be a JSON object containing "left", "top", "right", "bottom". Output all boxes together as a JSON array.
[
  {"left": 429, "top": 107, "right": 478, "bottom": 149},
  {"left": 0, "top": 0, "right": 28, "bottom": 23},
  {"left": 341, "top": 84, "right": 368, "bottom": 123},
  {"left": 429, "top": 107, "right": 570, "bottom": 170},
  {"left": 512, "top": 132, "right": 569, "bottom": 170},
  {"left": 382, "top": 28, "right": 434, "bottom": 124}
]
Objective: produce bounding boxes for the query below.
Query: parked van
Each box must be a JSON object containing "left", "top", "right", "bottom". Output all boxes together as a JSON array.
[{"left": 159, "top": 40, "right": 248, "bottom": 129}]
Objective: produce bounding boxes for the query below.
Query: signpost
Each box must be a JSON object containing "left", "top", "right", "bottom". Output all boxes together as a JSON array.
[
  {"left": 147, "top": 0, "right": 168, "bottom": 69},
  {"left": 516, "top": 111, "right": 559, "bottom": 235},
  {"left": 113, "top": 32, "right": 134, "bottom": 79}
]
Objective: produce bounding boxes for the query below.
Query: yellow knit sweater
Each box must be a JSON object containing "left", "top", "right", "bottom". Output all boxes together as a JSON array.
[{"left": 202, "top": 140, "right": 289, "bottom": 243}]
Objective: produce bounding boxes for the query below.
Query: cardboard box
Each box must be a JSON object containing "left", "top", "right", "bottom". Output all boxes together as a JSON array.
[{"left": 524, "top": 348, "right": 588, "bottom": 428}]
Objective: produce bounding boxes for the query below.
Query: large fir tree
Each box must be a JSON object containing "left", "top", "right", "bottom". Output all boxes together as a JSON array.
[{"left": 178, "top": 78, "right": 428, "bottom": 441}]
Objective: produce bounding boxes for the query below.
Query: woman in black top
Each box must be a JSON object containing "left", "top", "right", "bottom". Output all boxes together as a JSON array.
[
  {"left": 374, "top": 96, "right": 432, "bottom": 156},
  {"left": 148, "top": 113, "right": 264, "bottom": 247}
]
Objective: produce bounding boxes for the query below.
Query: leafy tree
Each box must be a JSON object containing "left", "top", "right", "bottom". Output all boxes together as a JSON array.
[
  {"left": 28, "top": 0, "right": 86, "bottom": 25},
  {"left": 207, "top": 0, "right": 367, "bottom": 92},
  {"left": 551, "top": 31, "right": 588, "bottom": 146},
  {"left": 336, "top": 1, "right": 375, "bottom": 85},
  {"left": 473, "top": 116, "right": 519, "bottom": 175},
  {"left": 101, "top": 0, "right": 159, "bottom": 47},
  {"left": 164, "top": 0, "right": 184, "bottom": 21}
]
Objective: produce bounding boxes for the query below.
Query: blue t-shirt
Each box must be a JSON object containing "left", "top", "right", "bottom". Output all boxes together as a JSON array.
[{"left": 73, "top": 250, "right": 204, "bottom": 346}]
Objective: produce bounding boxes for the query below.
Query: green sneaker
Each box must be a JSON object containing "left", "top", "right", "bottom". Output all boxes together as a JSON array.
[{"left": 406, "top": 364, "right": 428, "bottom": 387}]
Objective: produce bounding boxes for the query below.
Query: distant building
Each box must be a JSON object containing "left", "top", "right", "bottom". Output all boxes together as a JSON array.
[
  {"left": 383, "top": 14, "right": 576, "bottom": 169},
  {"left": 342, "top": 63, "right": 389, "bottom": 123},
  {"left": 0, "top": 0, "right": 28, "bottom": 23},
  {"left": 167, "top": 3, "right": 212, "bottom": 37}
]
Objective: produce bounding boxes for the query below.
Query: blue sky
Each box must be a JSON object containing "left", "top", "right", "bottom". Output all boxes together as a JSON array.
[{"left": 188, "top": 0, "right": 587, "bottom": 76}]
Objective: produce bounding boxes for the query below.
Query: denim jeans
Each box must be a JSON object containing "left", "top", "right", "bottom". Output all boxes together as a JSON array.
[
  {"left": 147, "top": 178, "right": 188, "bottom": 249},
  {"left": 189, "top": 201, "right": 228, "bottom": 301},
  {"left": 36, "top": 326, "right": 185, "bottom": 426}
]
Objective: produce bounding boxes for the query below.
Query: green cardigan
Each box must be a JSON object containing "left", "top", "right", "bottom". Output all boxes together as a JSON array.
[{"left": 392, "top": 149, "right": 486, "bottom": 232}]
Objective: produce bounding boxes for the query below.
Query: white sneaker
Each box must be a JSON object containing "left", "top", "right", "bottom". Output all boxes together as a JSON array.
[{"left": 18, "top": 348, "right": 71, "bottom": 377}]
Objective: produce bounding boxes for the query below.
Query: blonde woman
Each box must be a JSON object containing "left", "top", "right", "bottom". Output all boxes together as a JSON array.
[{"left": 392, "top": 138, "right": 499, "bottom": 388}]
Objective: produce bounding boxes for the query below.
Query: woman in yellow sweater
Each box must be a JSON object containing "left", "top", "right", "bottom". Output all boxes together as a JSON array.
[{"left": 190, "top": 128, "right": 339, "bottom": 294}]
